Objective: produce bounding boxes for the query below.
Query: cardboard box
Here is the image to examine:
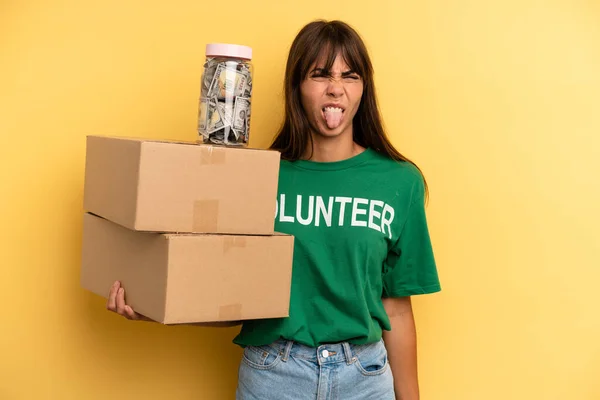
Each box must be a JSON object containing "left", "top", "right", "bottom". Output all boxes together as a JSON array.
[
  {"left": 83, "top": 135, "right": 281, "bottom": 234},
  {"left": 80, "top": 213, "right": 294, "bottom": 324}
]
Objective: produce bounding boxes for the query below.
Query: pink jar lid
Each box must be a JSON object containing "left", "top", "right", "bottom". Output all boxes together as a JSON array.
[{"left": 205, "top": 43, "right": 252, "bottom": 60}]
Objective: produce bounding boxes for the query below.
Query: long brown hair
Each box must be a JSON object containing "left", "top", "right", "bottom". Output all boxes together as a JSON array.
[{"left": 269, "top": 19, "right": 428, "bottom": 198}]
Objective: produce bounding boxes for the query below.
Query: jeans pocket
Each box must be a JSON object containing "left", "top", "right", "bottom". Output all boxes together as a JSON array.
[
  {"left": 353, "top": 341, "right": 390, "bottom": 376},
  {"left": 242, "top": 345, "right": 282, "bottom": 371}
]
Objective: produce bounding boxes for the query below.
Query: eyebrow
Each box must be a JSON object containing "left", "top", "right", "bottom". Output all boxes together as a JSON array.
[{"left": 311, "top": 68, "right": 359, "bottom": 76}]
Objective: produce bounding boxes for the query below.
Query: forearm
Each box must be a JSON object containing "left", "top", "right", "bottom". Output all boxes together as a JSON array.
[{"left": 382, "top": 297, "right": 419, "bottom": 400}]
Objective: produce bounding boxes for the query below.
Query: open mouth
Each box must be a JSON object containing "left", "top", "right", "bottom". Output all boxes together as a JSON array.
[
  {"left": 322, "top": 106, "right": 345, "bottom": 114},
  {"left": 321, "top": 106, "right": 345, "bottom": 129}
]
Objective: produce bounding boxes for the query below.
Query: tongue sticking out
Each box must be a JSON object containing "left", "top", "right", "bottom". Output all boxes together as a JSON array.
[{"left": 324, "top": 109, "right": 343, "bottom": 129}]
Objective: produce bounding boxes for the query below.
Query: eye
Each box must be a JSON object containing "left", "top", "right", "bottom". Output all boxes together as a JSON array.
[
  {"left": 310, "top": 71, "right": 329, "bottom": 81},
  {"left": 344, "top": 74, "right": 360, "bottom": 80}
]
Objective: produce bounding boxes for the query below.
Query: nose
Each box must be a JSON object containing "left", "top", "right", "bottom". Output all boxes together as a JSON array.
[{"left": 326, "top": 79, "right": 344, "bottom": 98}]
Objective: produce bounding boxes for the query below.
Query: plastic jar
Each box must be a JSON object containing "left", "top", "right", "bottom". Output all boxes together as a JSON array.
[{"left": 197, "top": 43, "right": 253, "bottom": 147}]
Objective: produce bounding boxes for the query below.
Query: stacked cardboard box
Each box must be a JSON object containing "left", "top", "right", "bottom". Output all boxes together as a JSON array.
[{"left": 80, "top": 136, "right": 294, "bottom": 324}]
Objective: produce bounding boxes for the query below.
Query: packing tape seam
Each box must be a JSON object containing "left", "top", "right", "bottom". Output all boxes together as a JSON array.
[
  {"left": 199, "top": 146, "right": 227, "bottom": 165},
  {"left": 223, "top": 236, "right": 247, "bottom": 253}
]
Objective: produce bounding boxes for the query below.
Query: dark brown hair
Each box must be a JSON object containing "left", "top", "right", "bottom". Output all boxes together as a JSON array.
[{"left": 269, "top": 19, "right": 428, "bottom": 198}]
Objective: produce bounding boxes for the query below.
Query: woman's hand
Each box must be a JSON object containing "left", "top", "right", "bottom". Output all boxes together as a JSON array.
[
  {"left": 106, "top": 281, "right": 151, "bottom": 321},
  {"left": 105, "top": 280, "right": 241, "bottom": 327}
]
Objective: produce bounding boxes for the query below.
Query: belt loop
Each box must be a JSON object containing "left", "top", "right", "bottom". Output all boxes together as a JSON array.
[
  {"left": 281, "top": 340, "right": 293, "bottom": 362},
  {"left": 342, "top": 342, "right": 355, "bottom": 365}
]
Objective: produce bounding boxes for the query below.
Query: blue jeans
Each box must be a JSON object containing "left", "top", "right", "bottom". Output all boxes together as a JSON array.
[{"left": 236, "top": 338, "right": 395, "bottom": 400}]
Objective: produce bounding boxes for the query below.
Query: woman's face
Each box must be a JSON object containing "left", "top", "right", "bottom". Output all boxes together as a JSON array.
[{"left": 300, "top": 54, "right": 364, "bottom": 139}]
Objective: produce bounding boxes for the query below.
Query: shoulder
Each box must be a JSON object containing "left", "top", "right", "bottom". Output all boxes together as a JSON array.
[
  {"left": 278, "top": 159, "right": 299, "bottom": 174},
  {"left": 369, "top": 150, "right": 425, "bottom": 196}
]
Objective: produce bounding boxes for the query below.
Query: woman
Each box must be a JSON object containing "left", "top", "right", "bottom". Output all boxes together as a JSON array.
[{"left": 107, "top": 20, "right": 440, "bottom": 400}]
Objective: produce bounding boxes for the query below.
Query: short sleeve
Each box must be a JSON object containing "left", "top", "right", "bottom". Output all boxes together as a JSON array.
[{"left": 382, "top": 177, "right": 441, "bottom": 298}]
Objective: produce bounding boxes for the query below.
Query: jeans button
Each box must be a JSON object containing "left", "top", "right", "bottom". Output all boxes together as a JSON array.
[{"left": 322, "top": 350, "right": 329, "bottom": 358}]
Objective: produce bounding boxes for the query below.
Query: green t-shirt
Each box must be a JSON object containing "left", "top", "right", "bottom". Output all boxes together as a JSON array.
[{"left": 233, "top": 147, "right": 441, "bottom": 348}]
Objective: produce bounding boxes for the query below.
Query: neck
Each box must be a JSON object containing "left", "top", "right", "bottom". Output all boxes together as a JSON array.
[{"left": 302, "top": 131, "right": 365, "bottom": 162}]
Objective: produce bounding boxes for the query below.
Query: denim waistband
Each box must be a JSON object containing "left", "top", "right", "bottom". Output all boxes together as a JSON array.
[{"left": 263, "top": 338, "right": 384, "bottom": 366}]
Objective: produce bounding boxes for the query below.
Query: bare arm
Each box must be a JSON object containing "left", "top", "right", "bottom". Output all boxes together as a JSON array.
[
  {"left": 382, "top": 296, "right": 419, "bottom": 400},
  {"left": 106, "top": 281, "right": 242, "bottom": 328}
]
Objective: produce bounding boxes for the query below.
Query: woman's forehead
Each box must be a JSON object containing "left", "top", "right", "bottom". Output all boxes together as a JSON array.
[{"left": 311, "top": 52, "right": 352, "bottom": 71}]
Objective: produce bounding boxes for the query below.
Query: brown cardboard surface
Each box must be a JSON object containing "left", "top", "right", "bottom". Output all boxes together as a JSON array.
[
  {"left": 83, "top": 135, "right": 281, "bottom": 234},
  {"left": 80, "top": 213, "right": 294, "bottom": 324}
]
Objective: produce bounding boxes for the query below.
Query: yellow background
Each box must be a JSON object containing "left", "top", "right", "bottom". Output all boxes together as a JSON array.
[{"left": 1, "top": 0, "right": 599, "bottom": 399}]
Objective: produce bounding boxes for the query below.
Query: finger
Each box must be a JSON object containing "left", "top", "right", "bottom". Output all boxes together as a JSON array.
[
  {"left": 116, "top": 287, "right": 127, "bottom": 316},
  {"left": 106, "top": 281, "right": 120, "bottom": 311},
  {"left": 124, "top": 306, "right": 139, "bottom": 320}
]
